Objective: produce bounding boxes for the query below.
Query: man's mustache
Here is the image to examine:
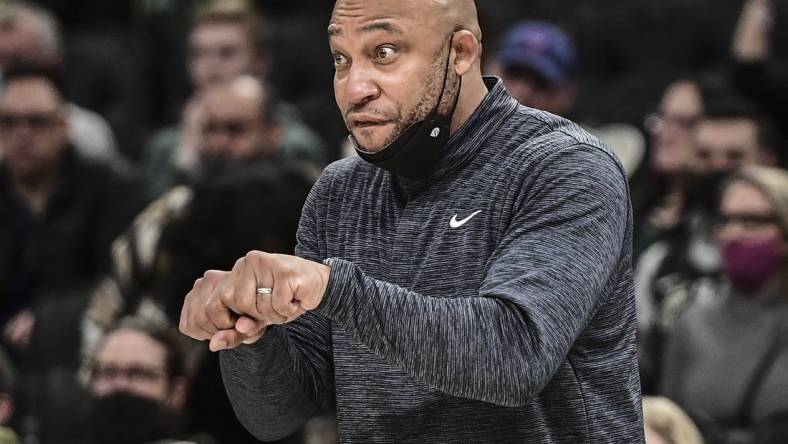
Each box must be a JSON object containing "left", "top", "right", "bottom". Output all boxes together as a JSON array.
[{"left": 344, "top": 106, "right": 397, "bottom": 121}]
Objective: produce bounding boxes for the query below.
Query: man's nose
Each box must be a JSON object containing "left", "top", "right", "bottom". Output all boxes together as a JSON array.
[
  {"left": 345, "top": 64, "right": 380, "bottom": 108},
  {"left": 107, "top": 373, "right": 134, "bottom": 392},
  {"left": 204, "top": 131, "right": 232, "bottom": 153}
]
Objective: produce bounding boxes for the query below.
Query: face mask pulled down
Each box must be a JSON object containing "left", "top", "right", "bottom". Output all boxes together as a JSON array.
[{"left": 350, "top": 36, "right": 462, "bottom": 179}]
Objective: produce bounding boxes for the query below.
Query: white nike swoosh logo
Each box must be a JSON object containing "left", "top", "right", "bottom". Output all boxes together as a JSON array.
[{"left": 449, "top": 210, "right": 482, "bottom": 228}]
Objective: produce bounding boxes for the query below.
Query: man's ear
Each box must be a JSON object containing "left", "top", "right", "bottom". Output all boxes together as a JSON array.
[{"left": 452, "top": 30, "right": 482, "bottom": 77}]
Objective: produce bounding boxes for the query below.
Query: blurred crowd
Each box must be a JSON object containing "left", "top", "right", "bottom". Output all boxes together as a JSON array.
[{"left": 0, "top": 0, "right": 785, "bottom": 443}]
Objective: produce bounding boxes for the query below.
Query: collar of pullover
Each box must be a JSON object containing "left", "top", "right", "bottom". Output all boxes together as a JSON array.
[{"left": 396, "top": 76, "right": 519, "bottom": 189}]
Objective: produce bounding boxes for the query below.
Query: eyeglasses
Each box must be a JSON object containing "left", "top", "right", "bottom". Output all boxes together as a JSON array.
[
  {"left": 714, "top": 212, "right": 779, "bottom": 230},
  {"left": 92, "top": 363, "right": 167, "bottom": 384},
  {"left": 0, "top": 112, "right": 61, "bottom": 133},
  {"left": 644, "top": 111, "right": 700, "bottom": 133},
  {"left": 202, "top": 119, "right": 253, "bottom": 138}
]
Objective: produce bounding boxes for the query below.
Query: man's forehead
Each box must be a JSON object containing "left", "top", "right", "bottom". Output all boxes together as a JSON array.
[
  {"left": 329, "top": 0, "right": 439, "bottom": 35},
  {"left": 99, "top": 330, "right": 166, "bottom": 361}
]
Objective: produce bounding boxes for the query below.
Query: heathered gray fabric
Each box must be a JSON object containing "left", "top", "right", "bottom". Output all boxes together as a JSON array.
[{"left": 220, "top": 78, "right": 644, "bottom": 443}]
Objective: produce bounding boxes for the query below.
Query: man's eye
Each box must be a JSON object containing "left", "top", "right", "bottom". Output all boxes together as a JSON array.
[
  {"left": 375, "top": 46, "right": 396, "bottom": 61},
  {"left": 333, "top": 52, "right": 349, "bottom": 67}
]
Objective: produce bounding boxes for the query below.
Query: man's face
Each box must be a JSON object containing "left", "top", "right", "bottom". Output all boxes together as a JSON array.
[
  {"left": 91, "top": 329, "right": 171, "bottom": 404},
  {"left": 693, "top": 118, "right": 761, "bottom": 174},
  {"left": 499, "top": 65, "right": 574, "bottom": 115},
  {"left": 199, "top": 87, "right": 275, "bottom": 161},
  {"left": 329, "top": 0, "right": 456, "bottom": 152},
  {"left": 649, "top": 81, "right": 702, "bottom": 175},
  {"left": 0, "top": 77, "right": 67, "bottom": 179},
  {"left": 189, "top": 22, "right": 257, "bottom": 91}
]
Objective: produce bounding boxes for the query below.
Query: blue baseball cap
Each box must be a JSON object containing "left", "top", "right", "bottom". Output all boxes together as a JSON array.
[{"left": 496, "top": 21, "right": 578, "bottom": 86}]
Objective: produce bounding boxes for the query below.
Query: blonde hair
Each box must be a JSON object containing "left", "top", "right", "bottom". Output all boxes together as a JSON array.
[
  {"left": 642, "top": 396, "right": 704, "bottom": 444},
  {"left": 724, "top": 166, "right": 788, "bottom": 236}
]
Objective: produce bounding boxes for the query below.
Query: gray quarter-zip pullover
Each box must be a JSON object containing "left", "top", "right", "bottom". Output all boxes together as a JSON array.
[{"left": 220, "top": 77, "right": 644, "bottom": 443}]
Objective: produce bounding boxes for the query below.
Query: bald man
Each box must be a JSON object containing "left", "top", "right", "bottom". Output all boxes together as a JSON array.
[
  {"left": 180, "top": 1, "right": 644, "bottom": 442},
  {"left": 195, "top": 75, "right": 282, "bottom": 174}
]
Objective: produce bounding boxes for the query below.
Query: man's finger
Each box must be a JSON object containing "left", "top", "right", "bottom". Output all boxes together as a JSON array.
[
  {"left": 180, "top": 270, "right": 231, "bottom": 341},
  {"left": 222, "top": 253, "right": 265, "bottom": 319},
  {"left": 247, "top": 251, "right": 277, "bottom": 316},
  {"left": 235, "top": 315, "right": 266, "bottom": 336},
  {"left": 271, "top": 274, "right": 301, "bottom": 319},
  {"left": 209, "top": 329, "right": 245, "bottom": 352},
  {"left": 230, "top": 256, "right": 256, "bottom": 315},
  {"left": 206, "top": 297, "right": 238, "bottom": 331},
  {"left": 258, "top": 292, "right": 288, "bottom": 326}
]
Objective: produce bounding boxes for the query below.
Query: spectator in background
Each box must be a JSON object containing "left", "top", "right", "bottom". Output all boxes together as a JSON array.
[
  {"left": 492, "top": 21, "right": 578, "bottom": 117},
  {"left": 117, "top": 75, "right": 315, "bottom": 321},
  {"left": 633, "top": 78, "right": 704, "bottom": 394},
  {"left": 84, "top": 316, "right": 213, "bottom": 444},
  {"left": 692, "top": 98, "right": 778, "bottom": 186},
  {"left": 731, "top": 0, "right": 788, "bottom": 166},
  {"left": 490, "top": 20, "right": 646, "bottom": 178},
  {"left": 0, "top": 65, "right": 146, "bottom": 354},
  {"left": 661, "top": 166, "right": 788, "bottom": 443},
  {"left": 0, "top": 2, "right": 121, "bottom": 165},
  {"left": 188, "top": 75, "right": 285, "bottom": 181},
  {"left": 635, "top": 91, "right": 779, "bottom": 392},
  {"left": 642, "top": 396, "right": 704, "bottom": 444},
  {"left": 109, "top": 75, "right": 313, "bottom": 444},
  {"left": 144, "top": 0, "right": 326, "bottom": 198},
  {"left": 634, "top": 79, "right": 704, "bottom": 258}
]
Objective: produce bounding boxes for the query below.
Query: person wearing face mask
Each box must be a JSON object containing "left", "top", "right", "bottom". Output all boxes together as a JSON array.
[
  {"left": 660, "top": 166, "right": 788, "bottom": 443},
  {"left": 84, "top": 316, "right": 215, "bottom": 444},
  {"left": 635, "top": 90, "right": 779, "bottom": 393}
]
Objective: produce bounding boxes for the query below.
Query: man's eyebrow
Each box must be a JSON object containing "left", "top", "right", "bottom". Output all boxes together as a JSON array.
[
  {"left": 328, "top": 24, "right": 342, "bottom": 37},
  {"left": 358, "top": 21, "right": 403, "bottom": 34},
  {"left": 328, "top": 21, "right": 403, "bottom": 39}
]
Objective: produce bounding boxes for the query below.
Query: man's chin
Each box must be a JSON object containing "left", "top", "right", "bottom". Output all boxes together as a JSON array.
[{"left": 351, "top": 127, "right": 396, "bottom": 153}]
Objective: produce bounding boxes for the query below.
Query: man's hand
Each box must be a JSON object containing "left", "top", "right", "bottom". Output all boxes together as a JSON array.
[{"left": 179, "top": 251, "right": 331, "bottom": 352}]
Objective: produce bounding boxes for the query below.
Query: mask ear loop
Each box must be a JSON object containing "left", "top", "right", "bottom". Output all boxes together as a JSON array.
[
  {"left": 426, "top": 32, "right": 463, "bottom": 137},
  {"left": 431, "top": 33, "right": 456, "bottom": 116}
]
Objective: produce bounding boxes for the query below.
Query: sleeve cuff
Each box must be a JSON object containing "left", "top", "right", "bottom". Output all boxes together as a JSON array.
[{"left": 313, "top": 258, "right": 357, "bottom": 321}]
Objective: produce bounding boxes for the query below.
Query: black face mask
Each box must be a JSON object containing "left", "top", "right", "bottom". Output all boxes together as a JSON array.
[
  {"left": 88, "top": 392, "right": 176, "bottom": 444},
  {"left": 351, "top": 35, "right": 463, "bottom": 179},
  {"left": 689, "top": 170, "right": 731, "bottom": 214}
]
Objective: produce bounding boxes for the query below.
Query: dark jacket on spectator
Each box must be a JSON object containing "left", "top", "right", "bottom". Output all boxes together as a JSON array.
[{"left": 0, "top": 147, "right": 147, "bottom": 323}]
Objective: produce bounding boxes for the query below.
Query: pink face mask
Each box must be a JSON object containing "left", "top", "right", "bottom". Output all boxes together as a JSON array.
[{"left": 721, "top": 235, "right": 786, "bottom": 294}]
